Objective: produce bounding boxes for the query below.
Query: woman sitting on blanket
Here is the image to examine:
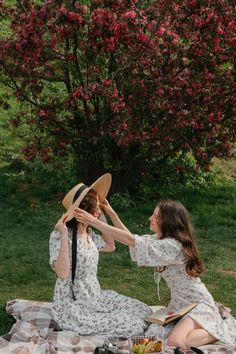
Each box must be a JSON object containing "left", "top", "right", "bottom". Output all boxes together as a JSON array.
[
  {"left": 75, "top": 198, "right": 236, "bottom": 354},
  {"left": 49, "top": 173, "right": 151, "bottom": 336}
]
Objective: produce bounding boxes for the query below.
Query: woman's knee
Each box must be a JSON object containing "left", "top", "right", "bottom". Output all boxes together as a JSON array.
[{"left": 167, "top": 333, "right": 187, "bottom": 348}]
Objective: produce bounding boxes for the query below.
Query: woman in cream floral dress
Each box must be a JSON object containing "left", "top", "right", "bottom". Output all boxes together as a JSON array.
[
  {"left": 49, "top": 174, "right": 151, "bottom": 336},
  {"left": 76, "top": 198, "right": 236, "bottom": 353}
]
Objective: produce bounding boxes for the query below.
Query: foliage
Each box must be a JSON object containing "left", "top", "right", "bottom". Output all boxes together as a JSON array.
[
  {"left": 137, "top": 152, "right": 226, "bottom": 201},
  {"left": 109, "top": 192, "right": 136, "bottom": 210},
  {"left": 0, "top": 0, "right": 235, "bottom": 192},
  {"left": 0, "top": 87, "right": 25, "bottom": 163}
]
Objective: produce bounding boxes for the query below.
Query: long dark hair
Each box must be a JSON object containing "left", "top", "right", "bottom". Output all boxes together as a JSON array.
[
  {"left": 158, "top": 199, "right": 203, "bottom": 277},
  {"left": 65, "top": 189, "right": 99, "bottom": 300}
]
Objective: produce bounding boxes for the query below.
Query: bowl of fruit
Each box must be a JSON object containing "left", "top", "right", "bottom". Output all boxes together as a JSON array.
[{"left": 130, "top": 336, "right": 163, "bottom": 354}]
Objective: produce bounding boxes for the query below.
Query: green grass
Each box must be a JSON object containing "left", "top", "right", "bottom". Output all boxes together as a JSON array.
[{"left": 0, "top": 166, "right": 236, "bottom": 335}]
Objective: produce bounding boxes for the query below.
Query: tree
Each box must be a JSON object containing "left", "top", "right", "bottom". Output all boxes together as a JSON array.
[{"left": 0, "top": 0, "right": 235, "bottom": 192}]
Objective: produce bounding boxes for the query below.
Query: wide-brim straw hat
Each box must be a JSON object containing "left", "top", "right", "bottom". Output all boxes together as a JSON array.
[{"left": 62, "top": 173, "right": 112, "bottom": 221}]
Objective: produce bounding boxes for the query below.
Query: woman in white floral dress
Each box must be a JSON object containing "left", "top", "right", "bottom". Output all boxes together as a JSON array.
[
  {"left": 49, "top": 174, "right": 151, "bottom": 336},
  {"left": 75, "top": 199, "right": 236, "bottom": 353}
]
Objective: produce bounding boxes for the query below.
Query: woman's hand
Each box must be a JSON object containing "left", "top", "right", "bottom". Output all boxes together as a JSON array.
[
  {"left": 74, "top": 208, "right": 97, "bottom": 227},
  {"left": 100, "top": 199, "right": 115, "bottom": 216},
  {"left": 54, "top": 214, "right": 68, "bottom": 236}
]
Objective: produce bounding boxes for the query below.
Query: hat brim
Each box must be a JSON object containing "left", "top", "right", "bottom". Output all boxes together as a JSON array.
[{"left": 64, "top": 173, "right": 112, "bottom": 222}]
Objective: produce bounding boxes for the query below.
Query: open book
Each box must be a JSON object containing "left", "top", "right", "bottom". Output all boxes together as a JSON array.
[{"left": 145, "top": 303, "right": 197, "bottom": 325}]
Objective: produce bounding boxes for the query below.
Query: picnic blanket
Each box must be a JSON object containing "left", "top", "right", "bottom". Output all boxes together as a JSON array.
[{"left": 0, "top": 299, "right": 236, "bottom": 354}]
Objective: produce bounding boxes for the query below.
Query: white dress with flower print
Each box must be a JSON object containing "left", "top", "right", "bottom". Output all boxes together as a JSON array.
[
  {"left": 129, "top": 234, "right": 236, "bottom": 345},
  {"left": 49, "top": 229, "right": 151, "bottom": 336}
]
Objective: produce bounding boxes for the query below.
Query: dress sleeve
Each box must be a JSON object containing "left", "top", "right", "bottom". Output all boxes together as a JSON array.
[
  {"left": 49, "top": 230, "right": 61, "bottom": 268},
  {"left": 129, "top": 234, "right": 183, "bottom": 267},
  {"left": 90, "top": 229, "right": 106, "bottom": 251}
]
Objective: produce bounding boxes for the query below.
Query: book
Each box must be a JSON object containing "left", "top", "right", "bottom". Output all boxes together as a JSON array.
[{"left": 144, "top": 303, "right": 197, "bottom": 326}]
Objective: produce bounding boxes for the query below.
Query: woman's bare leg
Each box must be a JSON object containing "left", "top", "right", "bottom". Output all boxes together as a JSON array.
[{"left": 167, "top": 316, "right": 217, "bottom": 350}]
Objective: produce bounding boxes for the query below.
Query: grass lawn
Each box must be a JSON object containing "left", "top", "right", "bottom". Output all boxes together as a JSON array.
[{"left": 0, "top": 166, "right": 236, "bottom": 335}]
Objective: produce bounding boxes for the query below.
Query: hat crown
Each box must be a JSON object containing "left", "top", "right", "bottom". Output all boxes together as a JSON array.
[
  {"left": 62, "top": 173, "right": 112, "bottom": 222},
  {"left": 62, "top": 183, "right": 88, "bottom": 210}
]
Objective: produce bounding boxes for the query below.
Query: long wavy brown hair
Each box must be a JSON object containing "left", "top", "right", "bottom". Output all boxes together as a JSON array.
[
  {"left": 158, "top": 199, "right": 203, "bottom": 277},
  {"left": 79, "top": 190, "right": 99, "bottom": 215}
]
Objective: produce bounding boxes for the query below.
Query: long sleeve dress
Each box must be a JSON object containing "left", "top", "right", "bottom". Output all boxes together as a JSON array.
[
  {"left": 129, "top": 234, "right": 236, "bottom": 345},
  {"left": 49, "top": 229, "right": 152, "bottom": 336}
]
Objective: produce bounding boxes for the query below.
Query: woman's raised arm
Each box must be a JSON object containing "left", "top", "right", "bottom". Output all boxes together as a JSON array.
[
  {"left": 74, "top": 208, "right": 135, "bottom": 247},
  {"left": 53, "top": 214, "right": 71, "bottom": 280},
  {"left": 100, "top": 199, "right": 130, "bottom": 232}
]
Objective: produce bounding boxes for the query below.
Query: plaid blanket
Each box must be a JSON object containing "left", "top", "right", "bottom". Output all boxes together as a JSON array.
[{"left": 0, "top": 299, "right": 235, "bottom": 354}]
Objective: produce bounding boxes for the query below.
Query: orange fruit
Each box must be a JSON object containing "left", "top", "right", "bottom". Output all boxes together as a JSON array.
[{"left": 139, "top": 338, "right": 150, "bottom": 345}]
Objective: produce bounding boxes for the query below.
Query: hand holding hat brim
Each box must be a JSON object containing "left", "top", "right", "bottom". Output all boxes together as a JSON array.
[{"left": 73, "top": 208, "right": 96, "bottom": 226}]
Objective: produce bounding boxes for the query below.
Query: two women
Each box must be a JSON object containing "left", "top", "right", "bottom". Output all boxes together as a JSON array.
[
  {"left": 49, "top": 174, "right": 151, "bottom": 336},
  {"left": 50, "top": 173, "right": 236, "bottom": 351}
]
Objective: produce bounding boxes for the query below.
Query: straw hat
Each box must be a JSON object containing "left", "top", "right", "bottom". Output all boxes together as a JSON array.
[{"left": 62, "top": 173, "right": 112, "bottom": 221}]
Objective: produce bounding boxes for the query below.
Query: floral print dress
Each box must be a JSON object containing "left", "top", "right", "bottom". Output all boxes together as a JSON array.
[
  {"left": 129, "top": 234, "right": 236, "bottom": 345},
  {"left": 49, "top": 229, "right": 151, "bottom": 336}
]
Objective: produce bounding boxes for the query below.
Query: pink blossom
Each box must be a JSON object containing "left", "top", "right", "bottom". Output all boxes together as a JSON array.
[
  {"left": 101, "top": 79, "right": 112, "bottom": 87},
  {"left": 158, "top": 25, "right": 165, "bottom": 36},
  {"left": 67, "top": 12, "right": 83, "bottom": 23},
  {"left": 123, "top": 11, "right": 136, "bottom": 20},
  {"left": 38, "top": 109, "right": 48, "bottom": 117},
  {"left": 113, "top": 88, "right": 119, "bottom": 99}
]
